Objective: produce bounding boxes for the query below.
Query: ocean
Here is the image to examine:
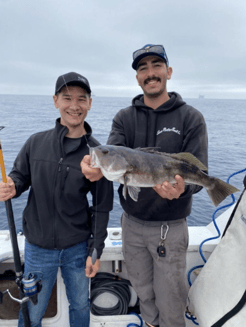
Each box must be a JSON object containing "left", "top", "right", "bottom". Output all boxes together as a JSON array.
[{"left": 0, "top": 94, "right": 245, "bottom": 231}]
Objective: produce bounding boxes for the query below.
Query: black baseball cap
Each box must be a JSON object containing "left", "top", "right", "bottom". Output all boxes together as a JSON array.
[
  {"left": 132, "top": 44, "right": 169, "bottom": 70},
  {"left": 55, "top": 72, "right": 91, "bottom": 95}
]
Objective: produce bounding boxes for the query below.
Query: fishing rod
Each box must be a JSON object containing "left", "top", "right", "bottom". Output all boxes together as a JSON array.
[{"left": 0, "top": 127, "right": 41, "bottom": 327}]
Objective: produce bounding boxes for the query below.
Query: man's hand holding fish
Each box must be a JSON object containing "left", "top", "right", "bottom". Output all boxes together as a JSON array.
[
  {"left": 81, "top": 154, "right": 103, "bottom": 182},
  {"left": 153, "top": 174, "right": 185, "bottom": 200}
]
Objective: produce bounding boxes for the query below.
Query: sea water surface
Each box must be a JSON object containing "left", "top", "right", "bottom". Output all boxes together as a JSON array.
[{"left": 0, "top": 94, "right": 245, "bottom": 231}]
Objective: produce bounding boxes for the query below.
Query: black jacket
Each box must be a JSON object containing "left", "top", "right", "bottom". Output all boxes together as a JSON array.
[
  {"left": 9, "top": 119, "right": 113, "bottom": 257},
  {"left": 107, "top": 92, "right": 208, "bottom": 221}
]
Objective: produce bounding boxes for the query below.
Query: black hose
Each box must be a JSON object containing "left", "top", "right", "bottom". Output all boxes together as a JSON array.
[{"left": 91, "top": 272, "right": 134, "bottom": 316}]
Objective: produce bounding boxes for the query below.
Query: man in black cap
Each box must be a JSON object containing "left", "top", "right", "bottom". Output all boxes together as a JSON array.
[
  {"left": 81, "top": 45, "right": 208, "bottom": 326},
  {"left": 0, "top": 72, "right": 113, "bottom": 327}
]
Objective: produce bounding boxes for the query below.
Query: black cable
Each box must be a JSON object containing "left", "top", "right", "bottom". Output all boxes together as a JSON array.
[{"left": 91, "top": 272, "right": 134, "bottom": 316}]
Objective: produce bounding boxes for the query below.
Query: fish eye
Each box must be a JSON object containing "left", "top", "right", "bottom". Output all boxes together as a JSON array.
[{"left": 102, "top": 149, "right": 109, "bottom": 154}]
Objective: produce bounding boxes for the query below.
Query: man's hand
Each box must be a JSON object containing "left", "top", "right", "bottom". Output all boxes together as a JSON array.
[
  {"left": 0, "top": 176, "right": 16, "bottom": 201},
  {"left": 153, "top": 175, "right": 185, "bottom": 200},
  {"left": 80, "top": 155, "right": 103, "bottom": 182},
  {"left": 85, "top": 256, "right": 100, "bottom": 278}
]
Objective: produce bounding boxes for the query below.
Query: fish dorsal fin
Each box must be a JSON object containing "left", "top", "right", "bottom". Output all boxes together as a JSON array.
[
  {"left": 135, "top": 147, "right": 208, "bottom": 171},
  {"left": 169, "top": 152, "right": 208, "bottom": 171}
]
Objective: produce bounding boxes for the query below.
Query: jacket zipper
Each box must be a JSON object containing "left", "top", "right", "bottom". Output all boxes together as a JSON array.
[
  {"left": 58, "top": 158, "right": 63, "bottom": 171},
  {"left": 53, "top": 157, "right": 63, "bottom": 248}
]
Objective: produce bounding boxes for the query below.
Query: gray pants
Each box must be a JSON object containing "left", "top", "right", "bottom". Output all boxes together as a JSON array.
[{"left": 122, "top": 212, "right": 189, "bottom": 327}]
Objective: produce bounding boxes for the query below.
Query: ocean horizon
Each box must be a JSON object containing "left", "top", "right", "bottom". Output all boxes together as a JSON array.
[{"left": 0, "top": 94, "right": 245, "bottom": 231}]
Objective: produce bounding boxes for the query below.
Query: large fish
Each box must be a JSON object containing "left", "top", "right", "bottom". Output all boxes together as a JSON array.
[{"left": 90, "top": 145, "right": 239, "bottom": 207}]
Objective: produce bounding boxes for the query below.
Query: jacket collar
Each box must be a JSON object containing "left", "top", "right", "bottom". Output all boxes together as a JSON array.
[
  {"left": 132, "top": 92, "right": 186, "bottom": 112},
  {"left": 55, "top": 118, "right": 92, "bottom": 146}
]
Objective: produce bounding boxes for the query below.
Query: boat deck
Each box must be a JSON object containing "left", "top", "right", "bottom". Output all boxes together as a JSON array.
[{"left": 0, "top": 206, "right": 234, "bottom": 326}]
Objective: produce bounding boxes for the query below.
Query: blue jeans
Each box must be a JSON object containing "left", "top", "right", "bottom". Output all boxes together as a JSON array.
[{"left": 18, "top": 240, "right": 90, "bottom": 327}]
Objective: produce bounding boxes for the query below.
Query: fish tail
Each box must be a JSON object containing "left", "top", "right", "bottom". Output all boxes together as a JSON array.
[{"left": 206, "top": 178, "right": 240, "bottom": 207}]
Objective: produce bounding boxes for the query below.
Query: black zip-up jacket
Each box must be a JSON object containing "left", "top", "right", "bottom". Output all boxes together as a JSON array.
[
  {"left": 107, "top": 92, "right": 208, "bottom": 221},
  {"left": 9, "top": 119, "right": 113, "bottom": 257}
]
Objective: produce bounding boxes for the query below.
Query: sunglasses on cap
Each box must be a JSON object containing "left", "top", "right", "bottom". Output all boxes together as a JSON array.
[
  {"left": 132, "top": 44, "right": 169, "bottom": 70},
  {"left": 133, "top": 44, "right": 165, "bottom": 59}
]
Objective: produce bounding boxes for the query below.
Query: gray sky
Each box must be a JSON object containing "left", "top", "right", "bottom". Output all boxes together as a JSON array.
[{"left": 0, "top": 0, "right": 246, "bottom": 99}]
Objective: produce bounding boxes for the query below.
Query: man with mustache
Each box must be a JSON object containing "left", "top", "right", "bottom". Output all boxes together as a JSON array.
[{"left": 81, "top": 44, "right": 208, "bottom": 327}]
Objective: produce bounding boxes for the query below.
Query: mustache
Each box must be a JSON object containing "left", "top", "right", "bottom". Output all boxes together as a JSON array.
[{"left": 144, "top": 76, "right": 161, "bottom": 85}]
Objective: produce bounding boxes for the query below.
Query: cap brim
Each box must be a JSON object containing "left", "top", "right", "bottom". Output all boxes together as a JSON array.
[{"left": 132, "top": 52, "right": 166, "bottom": 70}]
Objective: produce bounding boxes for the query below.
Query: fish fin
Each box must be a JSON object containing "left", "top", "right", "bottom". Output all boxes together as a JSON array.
[
  {"left": 123, "top": 175, "right": 130, "bottom": 200},
  {"left": 206, "top": 178, "right": 239, "bottom": 206},
  {"left": 135, "top": 149, "right": 208, "bottom": 171},
  {"left": 169, "top": 152, "right": 208, "bottom": 171},
  {"left": 128, "top": 186, "right": 141, "bottom": 202},
  {"left": 123, "top": 184, "right": 127, "bottom": 200}
]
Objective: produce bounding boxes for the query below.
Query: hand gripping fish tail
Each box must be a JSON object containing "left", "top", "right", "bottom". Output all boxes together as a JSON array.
[{"left": 90, "top": 145, "right": 239, "bottom": 207}]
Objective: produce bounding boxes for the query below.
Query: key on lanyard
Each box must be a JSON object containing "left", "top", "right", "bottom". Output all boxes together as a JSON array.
[{"left": 157, "top": 224, "right": 169, "bottom": 257}]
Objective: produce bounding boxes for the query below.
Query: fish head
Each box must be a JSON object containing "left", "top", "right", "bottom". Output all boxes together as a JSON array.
[{"left": 90, "top": 145, "right": 128, "bottom": 181}]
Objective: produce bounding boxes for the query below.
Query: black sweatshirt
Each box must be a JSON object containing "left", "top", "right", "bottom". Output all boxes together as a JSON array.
[{"left": 107, "top": 92, "right": 208, "bottom": 221}]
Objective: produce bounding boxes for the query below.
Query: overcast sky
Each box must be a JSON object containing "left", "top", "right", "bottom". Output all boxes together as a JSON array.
[{"left": 0, "top": 0, "right": 246, "bottom": 99}]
